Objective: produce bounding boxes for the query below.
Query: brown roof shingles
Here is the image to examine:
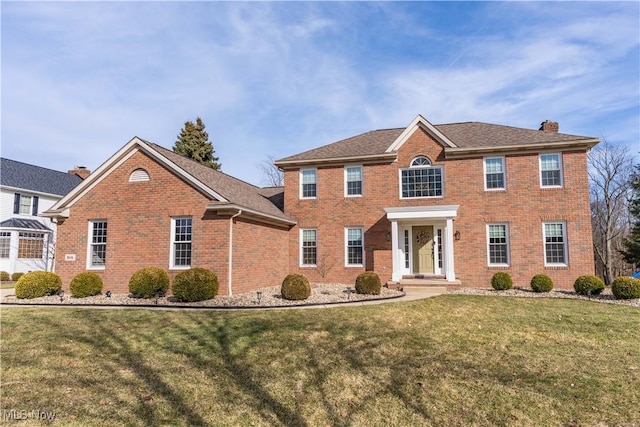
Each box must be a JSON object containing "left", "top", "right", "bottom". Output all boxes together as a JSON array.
[
  {"left": 148, "top": 143, "right": 293, "bottom": 222},
  {"left": 276, "top": 121, "right": 597, "bottom": 164}
]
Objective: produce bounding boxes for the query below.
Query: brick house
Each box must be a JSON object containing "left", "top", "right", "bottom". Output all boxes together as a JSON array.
[
  {"left": 43, "top": 138, "right": 295, "bottom": 295},
  {"left": 44, "top": 114, "right": 598, "bottom": 293},
  {"left": 274, "top": 115, "right": 598, "bottom": 289}
]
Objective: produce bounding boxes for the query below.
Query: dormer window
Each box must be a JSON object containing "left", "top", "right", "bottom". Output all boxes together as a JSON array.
[{"left": 400, "top": 156, "right": 443, "bottom": 198}]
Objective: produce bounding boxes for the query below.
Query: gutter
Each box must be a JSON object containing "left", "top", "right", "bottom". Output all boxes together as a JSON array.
[
  {"left": 274, "top": 152, "right": 397, "bottom": 169},
  {"left": 228, "top": 209, "right": 242, "bottom": 296}
]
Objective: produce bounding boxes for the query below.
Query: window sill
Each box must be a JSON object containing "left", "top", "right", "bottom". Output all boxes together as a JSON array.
[
  {"left": 170, "top": 266, "right": 191, "bottom": 270},
  {"left": 544, "top": 264, "right": 569, "bottom": 269},
  {"left": 400, "top": 195, "right": 444, "bottom": 200},
  {"left": 300, "top": 197, "right": 317, "bottom": 200},
  {"left": 87, "top": 266, "right": 106, "bottom": 271},
  {"left": 345, "top": 264, "right": 364, "bottom": 268},
  {"left": 299, "top": 264, "right": 317, "bottom": 268}
]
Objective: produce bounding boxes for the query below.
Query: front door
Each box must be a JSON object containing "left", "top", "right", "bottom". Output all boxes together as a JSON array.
[{"left": 412, "top": 226, "right": 434, "bottom": 274}]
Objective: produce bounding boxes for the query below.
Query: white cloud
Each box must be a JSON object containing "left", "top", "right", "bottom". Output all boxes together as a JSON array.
[{"left": 1, "top": 1, "right": 638, "bottom": 185}]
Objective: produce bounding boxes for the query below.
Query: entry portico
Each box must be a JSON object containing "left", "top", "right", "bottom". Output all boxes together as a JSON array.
[{"left": 385, "top": 205, "right": 459, "bottom": 282}]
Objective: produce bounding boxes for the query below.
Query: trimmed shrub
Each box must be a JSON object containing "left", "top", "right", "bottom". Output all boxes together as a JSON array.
[
  {"left": 355, "top": 271, "right": 382, "bottom": 295},
  {"left": 611, "top": 277, "right": 640, "bottom": 300},
  {"left": 491, "top": 272, "right": 513, "bottom": 290},
  {"left": 128, "top": 267, "right": 169, "bottom": 298},
  {"left": 0, "top": 271, "right": 9, "bottom": 281},
  {"left": 281, "top": 274, "right": 311, "bottom": 301},
  {"left": 15, "top": 271, "right": 62, "bottom": 299},
  {"left": 574, "top": 275, "right": 605, "bottom": 296},
  {"left": 530, "top": 274, "right": 554, "bottom": 293},
  {"left": 11, "top": 272, "right": 24, "bottom": 282},
  {"left": 172, "top": 268, "right": 219, "bottom": 302},
  {"left": 70, "top": 272, "right": 104, "bottom": 298}
]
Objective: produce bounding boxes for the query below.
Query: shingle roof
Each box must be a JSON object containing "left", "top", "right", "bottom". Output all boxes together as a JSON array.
[
  {"left": 147, "top": 143, "right": 293, "bottom": 222},
  {"left": 437, "top": 122, "right": 595, "bottom": 148},
  {"left": 0, "top": 218, "right": 52, "bottom": 231},
  {"left": 275, "top": 121, "right": 597, "bottom": 164},
  {"left": 1, "top": 158, "right": 83, "bottom": 196}
]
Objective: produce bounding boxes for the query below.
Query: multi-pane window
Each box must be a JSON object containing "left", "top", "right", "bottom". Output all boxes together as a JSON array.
[
  {"left": 345, "top": 166, "right": 362, "bottom": 196},
  {"left": 401, "top": 157, "right": 443, "bottom": 198},
  {"left": 404, "top": 229, "right": 410, "bottom": 269},
  {"left": 484, "top": 157, "right": 505, "bottom": 190},
  {"left": 487, "top": 224, "right": 509, "bottom": 266},
  {"left": 544, "top": 222, "right": 567, "bottom": 265},
  {"left": 540, "top": 154, "right": 562, "bottom": 187},
  {"left": 18, "top": 232, "right": 45, "bottom": 259},
  {"left": 172, "top": 217, "right": 192, "bottom": 267},
  {"left": 0, "top": 232, "right": 11, "bottom": 258},
  {"left": 301, "top": 229, "right": 317, "bottom": 266},
  {"left": 437, "top": 229, "right": 443, "bottom": 269},
  {"left": 89, "top": 221, "right": 107, "bottom": 267},
  {"left": 346, "top": 228, "right": 364, "bottom": 266},
  {"left": 13, "top": 194, "right": 38, "bottom": 216},
  {"left": 301, "top": 169, "right": 317, "bottom": 198}
]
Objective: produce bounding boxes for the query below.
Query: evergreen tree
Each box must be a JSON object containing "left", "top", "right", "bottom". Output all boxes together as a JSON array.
[
  {"left": 621, "top": 164, "right": 640, "bottom": 268},
  {"left": 173, "top": 117, "right": 221, "bottom": 170}
]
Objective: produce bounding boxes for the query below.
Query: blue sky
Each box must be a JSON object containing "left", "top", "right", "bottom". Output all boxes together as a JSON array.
[{"left": 2, "top": 1, "right": 638, "bottom": 186}]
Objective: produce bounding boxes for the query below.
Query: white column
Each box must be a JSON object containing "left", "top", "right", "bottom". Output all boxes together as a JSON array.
[
  {"left": 445, "top": 218, "right": 456, "bottom": 281},
  {"left": 390, "top": 220, "right": 401, "bottom": 282}
]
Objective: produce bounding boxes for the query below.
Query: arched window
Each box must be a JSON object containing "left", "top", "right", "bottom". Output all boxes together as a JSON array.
[
  {"left": 410, "top": 156, "right": 432, "bottom": 167},
  {"left": 401, "top": 156, "right": 443, "bottom": 198},
  {"left": 129, "top": 168, "right": 150, "bottom": 182}
]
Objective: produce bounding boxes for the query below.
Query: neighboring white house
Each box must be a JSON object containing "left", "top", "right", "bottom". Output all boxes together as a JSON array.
[{"left": 0, "top": 158, "right": 87, "bottom": 274}]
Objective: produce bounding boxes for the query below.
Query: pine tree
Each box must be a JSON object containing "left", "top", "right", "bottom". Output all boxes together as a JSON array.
[
  {"left": 621, "top": 164, "right": 640, "bottom": 268},
  {"left": 173, "top": 117, "right": 221, "bottom": 170}
]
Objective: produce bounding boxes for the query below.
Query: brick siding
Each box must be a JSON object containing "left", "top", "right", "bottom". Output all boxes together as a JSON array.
[
  {"left": 54, "top": 150, "right": 288, "bottom": 295},
  {"left": 284, "top": 127, "right": 594, "bottom": 289}
]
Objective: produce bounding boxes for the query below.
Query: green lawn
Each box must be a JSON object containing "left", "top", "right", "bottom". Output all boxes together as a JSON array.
[{"left": 1, "top": 296, "right": 639, "bottom": 426}]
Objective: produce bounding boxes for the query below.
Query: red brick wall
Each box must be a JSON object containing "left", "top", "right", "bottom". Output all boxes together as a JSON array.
[
  {"left": 54, "top": 149, "right": 289, "bottom": 295},
  {"left": 283, "top": 127, "right": 595, "bottom": 289}
]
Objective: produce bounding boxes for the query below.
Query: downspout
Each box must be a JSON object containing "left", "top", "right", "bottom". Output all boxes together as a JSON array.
[{"left": 228, "top": 210, "right": 242, "bottom": 296}]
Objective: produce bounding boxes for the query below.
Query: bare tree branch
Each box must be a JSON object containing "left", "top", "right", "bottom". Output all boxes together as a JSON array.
[{"left": 257, "top": 155, "right": 284, "bottom": 187}]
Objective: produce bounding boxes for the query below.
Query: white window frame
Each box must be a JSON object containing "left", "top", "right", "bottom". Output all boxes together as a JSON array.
[
  {"left": 0, "top": 232, "right": 11, "bottom": 259},
  {"left": 484, "top": 157, "right": 506, "bottom": 191},
  {"left": 539, "top": 153, "right": 563, "bottom": 188},
  {"left": 486, "top": 223, "right": 510, "bottom": 266},
  {"left": 300, "top": 168, "right": 317, "bottom": 199},
  {"left": 543, "top": 222, "right": 568, "bottom": 266},
  {"left": 300, "top": 228, "right": 317, "bottom": 267},
  {"left": 170, "top": 217, "right": 192, "bottom": 269},
  {"left": 344, "top": 165, "right": 363, "bottom": 197},
  {"left": 87, "top": 220, "right": 107, "bottom": 270},
  {"left": 399, "top": 156, "right": 444, "bottom": 199},
  {"left": 345, "top": 227, "right": 364, "bottom": 267}
]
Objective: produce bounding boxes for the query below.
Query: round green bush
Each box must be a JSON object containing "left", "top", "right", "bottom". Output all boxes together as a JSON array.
[
  {"left": 172, "top": 268, "right": 219, "bottom": 302},
  {"left": 611, "top": 277, "right": 640, "bottom": 300},
  {"left": 70, "top": 272, "right": 104, "bottom": 298},
  {"left": 491, "top": 272, "right": 513, "bottom": 290},
  {"left": 14, "top": 271, "right": 62, "bottom": 299},
  {"left": 11, "top": 272, "right": 24, "bottom": 282},
  {"left": 355, "top": 271, "right": 382, "bottom": 295},
  {"left": 0, "top": 271, "right": 10, "bottom": 281},
  {"left": 530, "top": 274, "right": 554, "bottom": 293},
  {"left": 128, "top": 267, "right": 169, "bottom": 298},
  {"left": 573, "top": 275, "right": 605, "bottom": 296},
  {"left": 281, "top": 274, "right": 311, "bottom": 301}
]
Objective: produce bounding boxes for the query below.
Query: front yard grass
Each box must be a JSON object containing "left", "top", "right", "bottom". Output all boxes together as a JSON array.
[{"left": 1, "top": 295, "right": 639, "bottom": 426}]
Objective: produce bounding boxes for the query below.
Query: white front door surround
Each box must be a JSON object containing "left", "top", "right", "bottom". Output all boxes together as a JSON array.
[{"left": 385, "top": 205, "right": 459, "bottom": 282}]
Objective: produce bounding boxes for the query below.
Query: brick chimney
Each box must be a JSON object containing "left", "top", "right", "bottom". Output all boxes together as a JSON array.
[
  {"left": 68, "top": 166, "right": 91, "bottom": 180},
  {"left": 539, "top": 120, "right": 559, "bottom": 132}
]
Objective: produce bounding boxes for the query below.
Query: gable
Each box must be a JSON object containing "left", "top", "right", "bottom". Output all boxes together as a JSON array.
[{"left": 43, "top": 137, "right": 295, "bottom": 226}]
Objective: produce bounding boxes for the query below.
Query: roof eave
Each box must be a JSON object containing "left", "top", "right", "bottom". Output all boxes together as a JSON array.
[
  {"left": 274, "top": 153, "right": 397, "bottom": 169},
  {"left": 444, "top": 138, "right": 600, "bottom": 159},
  {"left": 41, "top": 208, "right": 70, "bottom": 219},
  {"left": 206, "top": 203, "right": 296, "bottom": 227}
]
